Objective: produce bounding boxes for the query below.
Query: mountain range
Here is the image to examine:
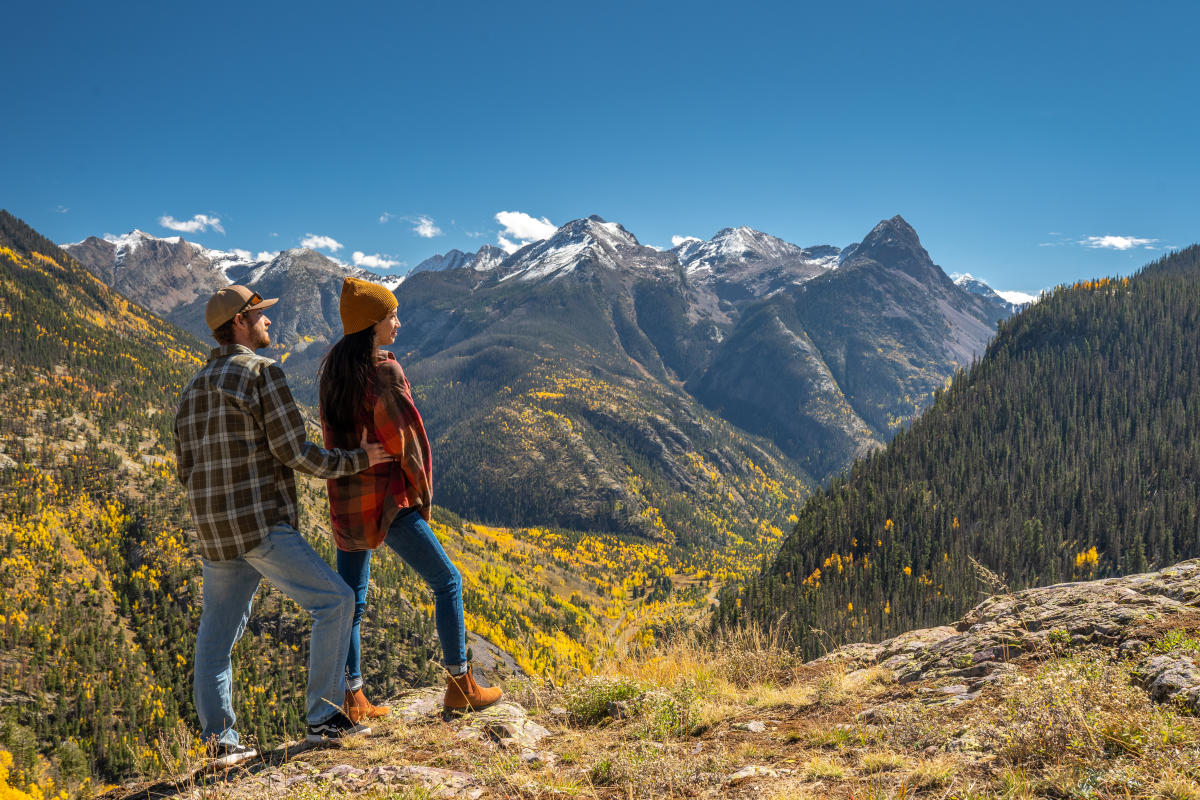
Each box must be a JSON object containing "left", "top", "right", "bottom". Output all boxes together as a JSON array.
[
  {"left": 721, "top": 244, "right": 1200, "bottom": 657},
  {"left": 63, "top": 215, "right": 1022, "bottom": 544}
]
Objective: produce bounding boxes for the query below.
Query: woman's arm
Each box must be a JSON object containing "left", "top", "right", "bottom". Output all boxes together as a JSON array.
[{"left": 373, "top": 360, "right": 433, "bottom": 516}]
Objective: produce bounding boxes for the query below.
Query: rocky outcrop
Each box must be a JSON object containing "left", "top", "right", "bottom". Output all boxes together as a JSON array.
[{"left": 817, "top": 559, "right": 1200, "bottom": 708}]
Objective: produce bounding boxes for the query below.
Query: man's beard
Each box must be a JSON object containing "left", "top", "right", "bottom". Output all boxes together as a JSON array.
[{"left": 254, "top": 330, "right": 271, "bottom": 349}]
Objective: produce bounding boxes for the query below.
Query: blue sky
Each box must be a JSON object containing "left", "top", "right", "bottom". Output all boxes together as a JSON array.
[{"left": 4, "top": 0, "right": 1198, "bottom": 294}]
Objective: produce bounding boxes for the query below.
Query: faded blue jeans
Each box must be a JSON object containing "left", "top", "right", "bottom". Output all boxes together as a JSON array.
[
  {"left": 194, "top": 523, "right": 355, "bottom": 746},
  {"left": 336, "top": 507, "right": 466, "bottom": 682}
]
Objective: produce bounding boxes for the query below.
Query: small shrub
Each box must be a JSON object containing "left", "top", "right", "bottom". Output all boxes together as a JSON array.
[
  {"left": 804, "top": 756, "right": 846, "bottom": 780},
  {"left": 860, "top": 750, "right": 907, "bottom": 773},
  {"left": 905, "top": 755, "right": 956, "bottom": 788},
  {"left": 563, "top": 676, "right": 644, "bottom": 725},
  {"left": 590, "top": 758, "right": 617, "bottom": 786},
  {"left": 1152, "top": 629, "right": 1200, "bottom": 657},
  {"left": 1155, "top": 775, "right": 1200, "bottom": 800}
]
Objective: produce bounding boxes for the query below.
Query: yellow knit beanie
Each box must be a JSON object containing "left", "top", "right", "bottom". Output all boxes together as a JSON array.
[{"left": 340, "top": 276, "right": 398, "bottom": 335}]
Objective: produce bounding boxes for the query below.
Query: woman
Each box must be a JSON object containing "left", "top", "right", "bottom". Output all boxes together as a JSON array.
[{"left": 319, "top": 276, "right": 502, "bottom": 722}]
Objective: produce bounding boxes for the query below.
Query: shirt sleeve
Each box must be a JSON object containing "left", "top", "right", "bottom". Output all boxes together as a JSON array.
[
  {"left": 260, "top": 362, "right": 369, "bottom": 477},
  {"left": 173, "top": 415, "right": 191, "bottom": 486},
  {"left": 373, "top": 361, "right": 432, "bottom": 507}
]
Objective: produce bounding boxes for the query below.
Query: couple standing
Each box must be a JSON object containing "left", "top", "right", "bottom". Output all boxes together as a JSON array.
[{"left": 173, "top": 278, "right": 500, "bottom": 766}]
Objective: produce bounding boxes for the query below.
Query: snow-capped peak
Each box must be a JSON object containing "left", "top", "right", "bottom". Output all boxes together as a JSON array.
[
  {"left": 675, "top": 225, "right": 837, "bottom": 280},
  {"left": 497, "top": 216, "right": 663, "bottom": 283},
  {"left": 409, "top": 244, "right": 508, "bottom": 276},
  {"left": 100, "top": 229, "right": 181, "bottom": 261},
  {"left": 953, "top": 273, "right": 1040, "bottom": 308}
]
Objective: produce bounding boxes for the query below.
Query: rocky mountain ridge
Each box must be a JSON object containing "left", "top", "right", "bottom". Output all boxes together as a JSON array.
[{"left": 61, "top": 214, "right": 1017, "bottom": 540}]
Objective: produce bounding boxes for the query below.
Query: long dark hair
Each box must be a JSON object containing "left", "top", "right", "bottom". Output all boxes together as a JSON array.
[{"left": 319, "top": 327, "right": 377, "bottom": 433}]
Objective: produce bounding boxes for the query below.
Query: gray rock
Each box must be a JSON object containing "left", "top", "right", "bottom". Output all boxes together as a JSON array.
[
  {"left": 727, "top": 765, "right": 778, "bottom": 782},
  {"left": 816, "top": 559, "right": 1200, "bottom": 693},
  {"left": 733, "top": 720, "right": 767, "bottom": 733},
  {"left": 1135, "top": 654, "right": 1200, "bottom": 712},
  {"left": 607, "top": 699, "right": 631, "bottom": 719}
]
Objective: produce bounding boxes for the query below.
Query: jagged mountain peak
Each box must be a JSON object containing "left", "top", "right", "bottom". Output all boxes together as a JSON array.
[
  {"left": 842, "top": 214, "right": 948, "bottom": 285},
  {"left": 854, "top": 215, "right": 924, "bottom": 259},
  {"left": 551, "top": 215, "right": 640, "bottom": 248},
  {"left": 680, "top": 226, "right": 809, "bottom": 271},
  {"left": 102, "top": 228, "right": 171, "bottom": 247},
  {"left": 410, "top": 244, "right": 509, "bottom": 276},
  {"left": 497, "top": 215, "right": 663, "bottom": 283}
]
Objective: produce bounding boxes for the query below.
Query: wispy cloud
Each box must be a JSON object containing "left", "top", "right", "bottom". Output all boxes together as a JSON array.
[
  {"left": 1082, "top": 235, "right": 1159, "bottom": 251},
  {"left": 301, "top": 233, "right": 344, "bottom": 252},
  {"left": 160, "top": 213, "right": 224, "bottom": 234},
  {"left": 353, "top": 251, "right": 403, "bottom": 270},
  {"left": 412, "top": 215, "right": 443, "bottom": 238},
  {"left": 495, "top": 210, "right": 557, "bottom": 254},
  {"left": 56, "top": 205, "right": 69, "bottom": 214},
  {"left": 672, "top": 235, "right": 701, "bottom": 247},
  {"left": 379, "top": 212, "right": 395, "bottom": 224}
]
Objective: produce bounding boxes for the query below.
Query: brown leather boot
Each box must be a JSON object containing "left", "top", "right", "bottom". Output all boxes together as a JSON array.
[
  {"left": 443, "top": 667, "right": 502, "bottom": 712},
  {"left": 344, "top": 688, "right": 390, "bottom": 723}
]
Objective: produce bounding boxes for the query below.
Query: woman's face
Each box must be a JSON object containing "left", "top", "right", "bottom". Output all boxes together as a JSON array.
[{"left": 373, "top": 308, "right": 400, "bottom": 346}]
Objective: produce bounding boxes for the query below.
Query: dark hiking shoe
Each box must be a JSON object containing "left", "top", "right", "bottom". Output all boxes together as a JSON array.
[
  {"left": 212, "top": 743, "right": 257, "bottom": 767},
  {"left": 305, "top": 710, "right": 371, "bottom": 743}
]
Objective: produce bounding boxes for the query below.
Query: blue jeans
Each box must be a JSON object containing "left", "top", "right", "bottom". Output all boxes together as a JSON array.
[
  {"left": 336, "top": 508, "right": 466, "bottom": 680},
  {"left": 194, "top": 524, "right": 355, "bottom": 746}
]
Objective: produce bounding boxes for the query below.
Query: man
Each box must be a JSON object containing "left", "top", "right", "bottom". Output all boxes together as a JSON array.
[{"left": 174, "top": 285, "right": 391, "bottom": 766}]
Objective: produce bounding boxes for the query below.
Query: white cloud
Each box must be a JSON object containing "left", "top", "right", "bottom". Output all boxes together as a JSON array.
[
  {"left": 495, "top": 210, "right": 557, "bottom": 253},
  {"left": 379, "top": 212, "right": 395, "bottom": 224},
  {"left": 301, "top": 233, "right": 344, "bottom": 252},
  {"left": 56, "top": 205, "right": 69, "bottom": 214},
  {"left": 352, "top": 251, "right": 403, "bottom": 270},
  {"left": 231, "top": 249, "right": 252, "bottom": 260},
  {"left": 413, "top": 215, "right": 443, "bottom": 238},
  {"left": 997, "top": 289, "right": 1041, "bottom": 305},
  {"left": 496, "top": 211, "right": 557, "bottom": 241},
  {"left": 160, "top": 213, "right": 224, "bottom": 234},
  {"left": 256, "top": 251, "right": 275, "bottom": 261},
  {"left": 1082, "top": 235, "right": 1158, "bottom": 251},
  {"left": 672, "top": 235, "right": 701, "bottom": 247}
]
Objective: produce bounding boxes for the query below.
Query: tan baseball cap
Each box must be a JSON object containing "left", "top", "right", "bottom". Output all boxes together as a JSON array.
[{"left": 205, "top": 285, "right": 279, "bottom": 330}]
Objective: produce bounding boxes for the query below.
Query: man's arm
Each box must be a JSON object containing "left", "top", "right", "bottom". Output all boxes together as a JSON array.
[
  {"left": 173, "top": 419, "right": 191, "bottom": 486},
  {"left": 259, "top": 362, "right": 374, "bottom": 477}
]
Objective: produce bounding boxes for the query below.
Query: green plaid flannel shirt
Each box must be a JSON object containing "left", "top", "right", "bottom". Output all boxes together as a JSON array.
[{"left": 174, "top": 344, "right": 368, "bottom": 561}]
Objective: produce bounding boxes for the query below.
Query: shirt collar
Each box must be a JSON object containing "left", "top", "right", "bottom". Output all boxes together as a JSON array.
[{"left": 208, "top": 344, "right": 256, "bottom": 362}]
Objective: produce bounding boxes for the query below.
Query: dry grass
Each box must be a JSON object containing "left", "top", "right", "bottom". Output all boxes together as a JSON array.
[{"left": 129, "top": 628, "right": 1200, "bottom": 800}]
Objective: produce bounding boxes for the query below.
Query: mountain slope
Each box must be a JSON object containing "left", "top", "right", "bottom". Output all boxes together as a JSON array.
[
  {"left": 720, "top": 245, "right": 1200, "bottom": 657},
  {"left": 0, "top": 211, "right": 438, "bottom": 788},
  {"left": 63, "top": 235, "right": 400, "bottom": 400},
  {"left": 393, "top": 217, "right": 811, "bottom": 553}
]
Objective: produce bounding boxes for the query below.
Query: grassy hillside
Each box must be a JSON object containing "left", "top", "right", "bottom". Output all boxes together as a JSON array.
[{"left": 720, "top": 246, "right": 1200, "bottom": 657}]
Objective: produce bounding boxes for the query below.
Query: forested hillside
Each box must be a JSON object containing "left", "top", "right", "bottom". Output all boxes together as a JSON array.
[
  {"left": 719, "top": 245, "right": 1200, "bottom": 657},
  {"left": 0, "top": 211, "right": 437, "bottom": 793}
]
